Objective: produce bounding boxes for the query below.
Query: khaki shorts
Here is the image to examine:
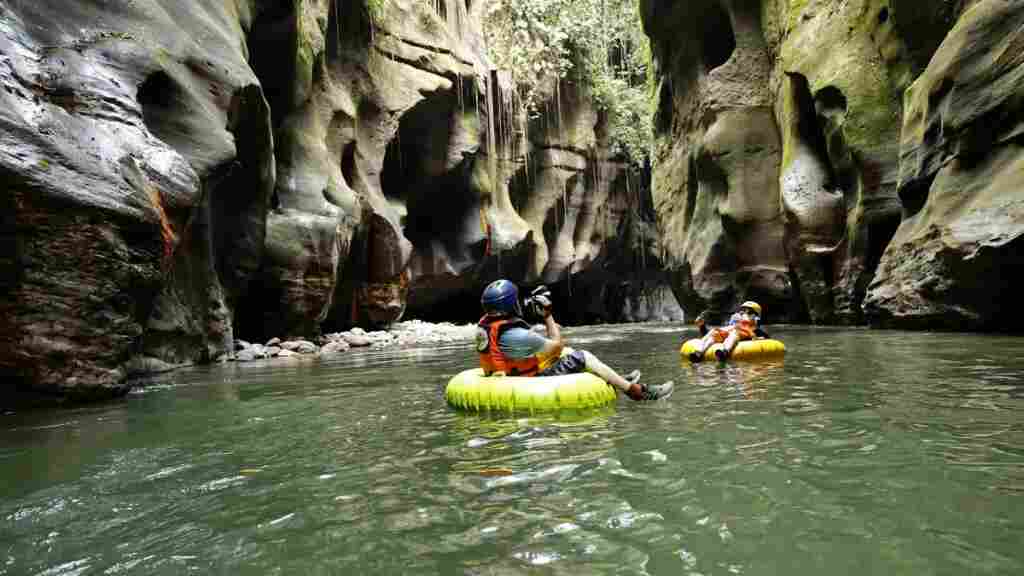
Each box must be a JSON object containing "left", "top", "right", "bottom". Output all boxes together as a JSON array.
[{"left": 538, "top": 350, "right": 587, "bottom": 376}]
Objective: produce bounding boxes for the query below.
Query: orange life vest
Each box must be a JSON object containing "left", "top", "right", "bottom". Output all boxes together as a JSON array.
[{"left": 477, "top": 315, "right": 542, "bottom": 376}]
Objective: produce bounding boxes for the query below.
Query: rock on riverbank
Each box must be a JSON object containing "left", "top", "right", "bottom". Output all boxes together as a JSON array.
[{"left": 230, "top": 320, "right": 477, "bottom": 363}]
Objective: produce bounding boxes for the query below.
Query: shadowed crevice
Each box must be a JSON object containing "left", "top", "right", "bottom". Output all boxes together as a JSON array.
[{"left": 702, "top": 3, "right": 735, "bottom": 71}]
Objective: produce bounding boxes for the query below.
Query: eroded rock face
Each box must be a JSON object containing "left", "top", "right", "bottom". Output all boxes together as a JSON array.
[
  {"left": 397, "top": 64, "right": 682, "bottom": 325},
  {"left": 0, "top": 1, "right": 269, "bottom": 399},
  {"left": 642, "top": 0, "right": 966, "bottom": 324},
  {"left": 644, "top": 0, "right": 793, "bottom": 322},
  {"left": 2, "top": 0, "right": 679, "bottom": 402},
  {"left": 863, "top": 0, "right": 1024, "bottom": 330},
  {"left": 767, "top": 0, "right": 926, "bottom": 324},
  {"left": 239, "top": 0, "right": 488, "bottom": 336}
]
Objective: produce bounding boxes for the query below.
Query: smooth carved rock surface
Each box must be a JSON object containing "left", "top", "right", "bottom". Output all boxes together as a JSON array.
[
  {"left": 245, "top": 0, "right": 488, "bottom": 337},
  {"left": 643, "top": 0, "right": 969, "bottom": 323},
  {"left": 511, "top": 78, "right": 682, "bottom": 324},
  {"left": 0, "top": 1, "right": 267, "bottom": 399},
  {"left": 401, "top": 65, "right": 682, "bottom": 325},
  {"left": 645, "top": 0, "right": 794, "bottom": 321},
  {"left": 863, "top": 0, "right": 1024, "bottom": 330},
  {"left": 768, "top": 0, "right": 918, "bottom": 324},
  {"left": 1, "top": 0, "right": 680, "bottom": 401}
]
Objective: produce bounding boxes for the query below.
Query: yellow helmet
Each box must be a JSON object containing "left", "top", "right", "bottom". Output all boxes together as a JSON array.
[{"left": 739, "top": 301, "right": 762, "bottom": 316}]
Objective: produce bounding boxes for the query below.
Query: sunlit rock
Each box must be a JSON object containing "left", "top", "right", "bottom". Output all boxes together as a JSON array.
[
  {"left": 0, "top": 1, "right": 272, "bottom": 399},
  {"left": 642, "top": 0, "right": 965, "bottom": 323},
  {"left": 864, "top": 0, "right": 1024, "bottom": 330}
]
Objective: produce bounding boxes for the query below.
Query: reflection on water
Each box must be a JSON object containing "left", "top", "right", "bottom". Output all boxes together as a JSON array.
[{"left": 1, "top": 326, "right": 1023, "bottom": 575}]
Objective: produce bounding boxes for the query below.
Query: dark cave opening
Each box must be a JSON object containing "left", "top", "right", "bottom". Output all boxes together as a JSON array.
[
  {"left": 702, "top": 3, "right": 736, "bottom": 71},
  {"left": 378, "top": 86, "right": 490, "bottom": 321},
  {"left": 341, "top": 140, "right": 357, "bottom": 190},
  {"left": 247, "top": 0, "right": 297, "bottom": 129},
  {"left": 137, "top": 71, "right": 188, "bottom": 150},
  {"left": 898, "top": 172, "right": 935, "bottom": 219},
  {"left": 814, "top": 85, "right": 848, "bottom": 118},
  {"left": 653, "top": 79, "right": 674, "bottom": 134},
  {"left": 865, "top": 212, "right": 901, "bottom": 276},
  {"left": 788, "top": 73, "right": 838, "bottom": 189},
  {"left": 213, "top": 85, "right": 274, "bottom": 300},
  {"left": 380, "top": 89, "right": 463, "bottom": 247},
  {"left": 215, "top": 86, "right": 277, "bottom": 343}
]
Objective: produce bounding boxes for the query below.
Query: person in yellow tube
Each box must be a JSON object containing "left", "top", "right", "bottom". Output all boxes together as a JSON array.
[
  {"left": 687, "top": 301, "right": 770, "bottom": 362},
  {"left": 476, "top": 279, "right": 674, "bottom": 401}
]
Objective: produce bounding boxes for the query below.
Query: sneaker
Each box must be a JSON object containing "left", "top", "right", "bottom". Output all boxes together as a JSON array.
[
  {"left": 688, "top": 351, "right": 704, "bottom": 363},
  {"left": 624, "top": 370, "right": 642, "bottom": 386},
  {"left": 638, "top": 380, "right": 674, "bottom": 401},
  {"left": 714, "top": 348, "right": 729, "bottom": 361}
]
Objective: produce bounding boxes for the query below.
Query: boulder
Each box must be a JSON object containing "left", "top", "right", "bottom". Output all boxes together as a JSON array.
[
  {"left": 341, "top": 333, "right": 373, "bottom": 347},
  {"left": 320, "top": 341, "right": 350, "bottom": 355}
]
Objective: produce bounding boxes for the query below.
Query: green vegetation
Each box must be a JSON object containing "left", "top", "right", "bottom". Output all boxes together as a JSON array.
[
  {"left": 366, "top": 0, "right": 389, "bottom": 26},
  {"left": 482, "top": 0, "right": 653, "bottom": 164}
]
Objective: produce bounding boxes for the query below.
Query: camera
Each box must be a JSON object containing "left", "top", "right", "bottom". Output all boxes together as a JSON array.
[{"left": 523, "top": 285, "right": 553, "bottom": 320}]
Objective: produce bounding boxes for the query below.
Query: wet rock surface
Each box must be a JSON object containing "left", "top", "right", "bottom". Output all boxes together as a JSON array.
[
  {"left": 642, "top": 0, "right": 1017, "bottom": 329},
  {"left": 3, "top": 1, "right": 678, "bottom": 402},
  {"left": 0, "top": 1, "right": 267, "bottom": 400},
  {"left": 863, "top": 0, "right": 1024, "bottom": 331}
]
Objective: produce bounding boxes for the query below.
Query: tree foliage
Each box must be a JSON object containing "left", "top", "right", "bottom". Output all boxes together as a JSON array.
[{"left": 482, "top": 0, "right": 653, "bottom": 164}]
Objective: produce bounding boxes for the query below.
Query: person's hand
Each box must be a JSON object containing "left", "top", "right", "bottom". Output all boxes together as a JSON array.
[
  {"left": 532, "top": 294, "right": 553, "bottom": 318},
  {"left": 529, "top": 286, "right": 553, "bottom": 318},
  {"left": 694, "top": 310, "right": 708, "bottom": 327}
]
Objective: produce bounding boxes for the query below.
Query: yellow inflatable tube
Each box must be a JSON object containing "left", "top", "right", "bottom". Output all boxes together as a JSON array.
[
  {"left": 680, "top": 338, "right": 785, "bottom": 362},
  {"left": 445, "top": 355, "right": 616, "bottom": 412}
]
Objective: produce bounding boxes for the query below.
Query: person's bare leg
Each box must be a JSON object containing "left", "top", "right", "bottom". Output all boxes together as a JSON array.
[
  {"left": 717, "top": 331, "right": 740, "bottom": 360},
  {"left": 724, "top": 331, "right": 740, "bottom": 353},
  {"left": 581, "top": 351, "right": 631, "bottom": 392},
  {"left": 583, "top": 351, "right": 674, "bottom": 401},
  {"left": 694, "top": 332, "right": 717, "bottom": 355}
]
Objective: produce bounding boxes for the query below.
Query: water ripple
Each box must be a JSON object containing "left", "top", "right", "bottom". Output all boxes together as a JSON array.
[{"left": 1, "top": 326, "right": 1022, "bottom": 574}]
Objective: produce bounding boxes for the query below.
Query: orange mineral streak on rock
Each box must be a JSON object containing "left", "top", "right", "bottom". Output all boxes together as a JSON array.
[
  {"left": 477, "top": 468, "right": 514, "bottom": 477},
  {"left": 144, "top": 180, "right": 178, "bottom": 263}
]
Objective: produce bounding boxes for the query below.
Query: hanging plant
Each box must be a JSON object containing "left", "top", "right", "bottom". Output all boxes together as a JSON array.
[{"left": 482, "top": 0, "right": 654, "bottom": 164}]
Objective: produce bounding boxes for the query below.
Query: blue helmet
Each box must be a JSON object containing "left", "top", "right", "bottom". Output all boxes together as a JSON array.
[{"left": 481, "top": 279, "right": 521, "bottom": 316}]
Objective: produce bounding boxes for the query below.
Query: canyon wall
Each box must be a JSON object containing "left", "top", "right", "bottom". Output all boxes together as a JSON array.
[
  {"left": 0, "top": 0, "right": 678, "bottom": 402},
  {"left": 642, "top": 0, "right": 1021, "bottom": 329}
]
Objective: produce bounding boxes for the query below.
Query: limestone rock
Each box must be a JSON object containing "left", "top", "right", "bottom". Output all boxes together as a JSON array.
[
  {"left": 644, "top": 0, "right": 793, "bottom": 322},
  {"left": 642, "top": 0, "right": 965, "bottom": 323},
  {"left": 296, "top": 341, "right": 318, "bottom": 354},
  {"left": 0, "top": 0, "right": 270, "bottom": 399},
  {"left": 864, "top": 0, "right": 1024, "bottom": 330},
  {"left": 320, "top": 340, "right": 350, "bottom": 355},
  {"left": 340, "top": 332, "right": 373, "bottom": 347},
  {"left": 124, "top": 356, "right": 182, "bottom": 377}
]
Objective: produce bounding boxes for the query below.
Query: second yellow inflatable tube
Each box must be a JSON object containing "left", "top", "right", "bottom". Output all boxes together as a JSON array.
[{"left": 680, "top": 338, "right": 786, "bottom": 362}]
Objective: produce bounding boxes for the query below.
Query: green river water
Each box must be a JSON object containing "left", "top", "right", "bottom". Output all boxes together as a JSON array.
[{"left": 2, "top": 325, "right": 1023, "bottom": 575}]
